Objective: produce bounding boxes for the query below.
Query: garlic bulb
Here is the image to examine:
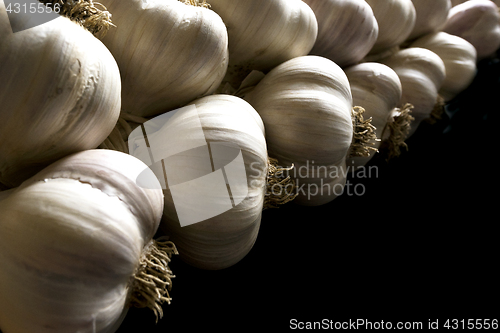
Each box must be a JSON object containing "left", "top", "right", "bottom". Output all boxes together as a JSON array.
[
  {"left": 97, "top": 0, "right": 229, "bottom": 117},
  {"left": 0, "top": 12, "right": 121, "bottom": 188},
  {"left": 0, "top": 149, "right": 177, "bottom": 333},
  {"left": 245, "top": 55, "right": 377, "bottom": 206},
  {"left": 410, "top": 32, "right": 477, "bottom": 102},
  {"left": 379, "top": 47, "right": 446, "bottom": 137},
  {"left": 364, "top": 0, "right": 417, "bottom": 57},
  {"left": 304, "top": 0, "right": 379, "bottom": 68},
  {"left": 407, "top": 0, "right": 452, "bottom": 41},
  {"left": 127, "top": 94, "right": 270, "bottom": 270},
  {"left": 443, "top": 0, "right": 500, "bottom": 60},
  {"left": 345, "top": 62, "right": 414, "bottom": 166},
  {"left": 208, "top": 0, "right": 318, "bottom": 90}
]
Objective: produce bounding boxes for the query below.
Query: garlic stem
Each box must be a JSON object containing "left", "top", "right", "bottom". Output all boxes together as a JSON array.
[
  {"left": 264, "top": 157, "right": 298, "bottom": 209},
  {"left": 180, "top": 0, "right": 210, "bottom": 8},
  {"left": 349, "top": 106, "right": 379, "bottom": 158},
  {"left": 128, "top": 237, "right": 178, "bottom": 322},
  {"left": 38, "top": 0, "right": 114, "bottom": 36},
  {"left": 381, "top": 103, "right": 415, "bottom": 160},
  {"left": 425, "top": 95, "right": 446, "bottom": 125}
]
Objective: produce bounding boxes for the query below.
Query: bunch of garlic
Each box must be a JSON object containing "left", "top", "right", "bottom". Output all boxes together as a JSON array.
[
  {"left": 379, "top": 47, "right": 446, "bottom": 137},
  {"left": 0, "top": 149, "right": 177, "bottom": 333},
  {"left": 443, "top": 0, "right": 500, "bottom": 60},
  {"left": 410, "top": 32, "right": 477, "bottom": 102},
  {"left": 125, "top": 94, "right": 280, "bottom": 270},
  {"left": 304, "top": 0, "right": 379, "bottom": 68},
  {"left": 208, "top": 0, "right": 318, "bottom": 91},
  {"left": 345, "top": 62, "right": 414, "bottom": 166},
  {"left": 364, "top": 0, "right": 417, "bottom": 59},
  {"left": 244, "top": 55, "right": 377, "bottom": 206},
  {"left": 407, "top": 0, "right": 452, "bottom": 42},
  {"left": 0, "top": 10, "right": 121, "bottom": 188},
  {"left": 97, "top": 0, "right": 229, "bottom": 117}
]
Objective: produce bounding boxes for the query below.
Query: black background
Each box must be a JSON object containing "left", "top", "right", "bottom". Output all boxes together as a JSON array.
[{"left": 117, "top": 53, "right": 499, "bottom": 332}]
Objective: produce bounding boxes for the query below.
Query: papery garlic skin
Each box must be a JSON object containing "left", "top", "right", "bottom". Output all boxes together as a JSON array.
[
  {"left": 449, "top": 0, "right": 500, "bottom": 6},
  {"left": 410, "top": 32, "right": 477, "bottom": 102},
  {"left": 345, "top": 62, "right": 403, "bottom": 167},
  {"left": 379, "top": 48, "right": 446, "bottom": 136},
  {"left": 153, "top": 95, "right": 268, "bottom": 270},
  {"left": 407, "top": 0, "right": 452, "bottom": 41},
  {"left": 304, "top": 0, "right": 379, "bottom": 68},
  {"left": 208, "top": 0, "right": 318, "bottom": 89},
  {"left": 245, "top": 55, "right": 353, "bottom": 206},
  {"left": 443, "top": 0, "right": 500, "bottom": 60},
  {"left": 0, "top": 150, "right": 165, "bottom": 333},
  {"left": 0, "top": 14, "right": 121, "bottom": 188},
  {"left": 0, "top": 1, "right": 10, "bottom": 35},
  {"left": 365, "top": 0, "right": 417, "bottom": 56},
  {"left": 98, "top": 0, "right": 229, "bottom": 117}
]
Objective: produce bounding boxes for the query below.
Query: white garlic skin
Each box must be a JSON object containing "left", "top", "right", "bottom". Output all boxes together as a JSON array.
[
  {"left": 245, "top": 55, "right": 353, "bottom": 206},
  {"left": 98, "top": 0, "right": 229, "bottom": 117},
  {"left": 444, "top": 0, "right": 500, "bottom": 60},
  {"left": 0, "top": 15, "right": 121, "bottom": 188},
  {"left": 345, "top": 62, "right": 403, "bottom": 167},
  {"left": 408, "top": 0, "right": 452, "bottom": 41},
  {"left": 304, "top": 0, "right": 379, "bottom": 68},
  {"left": 0, "top": 2, "right": 10, "bottom": 35},
  {"left": 158, "top": 95, "right": 268, "bottom": 270},
  {"left": 379, "top": 48, "right": 446, "bottom": 136},
  {"left": 410, "top": 32, "right": 477, "bottom": 102},
  {"left": 208, "top": 0, "right": 318, "bottom": 88},
  {"left": 451, "top": 1, "right": 500, "bottom": 7},
  {"left": 0, "top": 150, "right": 164, "bottom": 333},
  {"left": 365, "top": 0, "right": 417, "bottom": 55}
]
